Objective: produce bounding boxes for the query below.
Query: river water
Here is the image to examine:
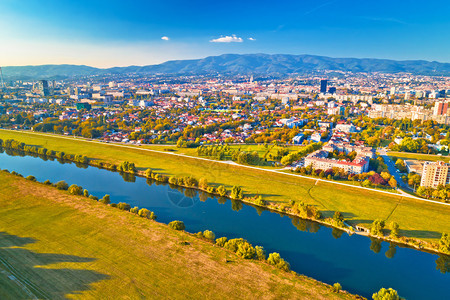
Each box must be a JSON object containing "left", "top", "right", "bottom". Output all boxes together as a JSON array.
[{"left": 0, "top": 150, "right": 448, "bottom": 299}]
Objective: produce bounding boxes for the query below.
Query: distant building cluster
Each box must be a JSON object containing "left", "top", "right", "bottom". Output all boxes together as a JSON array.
[{"left": 368, "top": 102, "right": 450, "bottom": 124}]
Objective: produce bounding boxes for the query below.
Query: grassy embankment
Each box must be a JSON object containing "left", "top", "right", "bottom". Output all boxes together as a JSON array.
[
  {"left": 388, "top": 151, "right": 450, "bottom": 163},
  {"left": 0, "top": 171, "right": 356, "bottom": 299},
  {"left": 1, "top": 130, "right": 449, "bottom": 245}
]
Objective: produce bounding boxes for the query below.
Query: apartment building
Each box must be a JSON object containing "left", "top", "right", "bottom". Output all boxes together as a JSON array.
[
  {"left": 420, "top": 161, "right": 450, "bottom": 188},
  {"left": 304, "top": 150, "right": 370, "bottom": 174}
]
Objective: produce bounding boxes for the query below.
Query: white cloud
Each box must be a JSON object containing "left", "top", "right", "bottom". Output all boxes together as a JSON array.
[
  {"left": 161, "top": 36, "right": 170, "bottom": 41},
  {"left": 210, "top": 34, "right": 243, "bottom": 43},
  {"left": 248, "top": 37, "right": 256, "bottom": 41}
]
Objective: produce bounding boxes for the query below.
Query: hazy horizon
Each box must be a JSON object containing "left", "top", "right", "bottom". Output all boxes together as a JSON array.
[{"left": 3, "top": 52, "right": 450, "bottom": 69}]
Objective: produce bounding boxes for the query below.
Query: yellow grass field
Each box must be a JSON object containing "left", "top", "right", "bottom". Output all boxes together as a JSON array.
[{"left": 0, "top": 171, "right": 356, "bottom": 299}]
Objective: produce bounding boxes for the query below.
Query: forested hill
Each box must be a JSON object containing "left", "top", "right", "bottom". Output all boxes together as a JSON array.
[{"left": 3, "top": 53, "right": 450, "bottom": 79}]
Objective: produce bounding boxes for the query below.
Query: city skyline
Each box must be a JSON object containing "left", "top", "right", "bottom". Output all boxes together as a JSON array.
[{"left": 1, "top": 0, "right": 450, "bottom": 67}]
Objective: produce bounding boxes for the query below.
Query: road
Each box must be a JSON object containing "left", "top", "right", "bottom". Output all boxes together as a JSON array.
[{"left": 378, "top": 149, "right": 412, "bottom": 191}]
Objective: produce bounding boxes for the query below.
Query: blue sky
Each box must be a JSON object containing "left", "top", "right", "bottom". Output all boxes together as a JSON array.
[{"left": 1, "top": 0, "right": 449, "bottom": 67}]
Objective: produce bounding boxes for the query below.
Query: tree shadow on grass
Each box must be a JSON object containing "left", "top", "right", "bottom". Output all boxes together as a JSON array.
[
  {"left": 0, "top": 231, "right": 109, "bottom": 299},
  {"left": 245, "top": 192, "right": 280, "bottom": 199},
  {"left": 346, "top": 219, "right": 374, "bottom": 226},
  {"left": 319, "top": 210, "right": 355, "bottom": 219},
  {"left": 398, "top": 229, "right": 442, "bottom": 240}
]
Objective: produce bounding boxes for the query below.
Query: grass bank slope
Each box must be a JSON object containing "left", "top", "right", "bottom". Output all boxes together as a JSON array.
[{"left": 0, "top": 172, "right": 355, "bottom": 299}]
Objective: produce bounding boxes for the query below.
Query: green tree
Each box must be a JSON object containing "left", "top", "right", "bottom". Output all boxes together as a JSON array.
[
  {"left": 439, "top": 233, "right": 450, "bottom": 254},
  {"left": 332, "top": 283, "right": 342, "bottom": 293},
  {"left": 372, "top": 288, "right": 399, "bottom": 300},
  {"left": 68, "top": 184, "right": 83, "bottom": 195},
  {"left": 215, "top": 237, "right": 228, "bottom": 247},
  {"left": 255, "top": 246, "right": 266, "bottom": 261},
  {"left": 168, "top": 220, "right": 185, "bottom": 231},
  {"left": 198, "top": 178, "right": 208, "bottom": 190},
  {"left": 100, "top": 194, "right": 111, "bottom": 204},
  {"left": 230, "top": 186, "right": 244, "bottom": 200},
  {"left": 117, "top": 202, "right": 131, "bottom": 211},
  {"left": 55, "top": 180, "right": 69, "bottom": 190},
  {"left": 267, "top": 252, "right": 290, "bottom": 271},
  {"left": 390, "top": 222, "right": 399, "bottom": 238},
  {"left": 333, "top": 211, "right": 345, "bottom": 227},
  {"left": 236, "top": 242, "right": 256, "bottom": 259},
  {"left": 203, "top": 230, "right": 215, "bottom": 241},
  {"left": 370, "top": 219, "right": 385, "bottom": 236},
  {"left": 144, "top": 168, "right": 153, "bottom": 178},
  {"left": 168, "top": 176, "right": 178, "bottom": 185},
  {"left": 217, "top": 185, "right": 227, "bottom": 197},
  {"left": 388, "top": 177, "right": 397, "bottom": 188}
]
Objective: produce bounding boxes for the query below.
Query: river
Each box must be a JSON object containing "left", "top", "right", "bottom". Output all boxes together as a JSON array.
[{"left": 0, "top": 150, "right": 448, "bottom": 299}]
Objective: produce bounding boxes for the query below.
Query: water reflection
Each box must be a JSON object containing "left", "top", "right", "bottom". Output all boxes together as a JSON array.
[
  {"left": 435, "top": 255, "right": 450, "bottom": 274},
  {"left": 332, "top": 228, "right": 345, "bottom": 239},
  {"left": 231, "top": 199, "right": 243, "bottom": 212},
  {"left": 370, "top": 238, "right": 382, "bottom": 254},
  {"left": 291, "top": 217, "right": 321, "bottom": 233},
  {"left": 385, "top": 243, "right": 397, "bottom": 259},
  {"left": 120, "top": 172, "right": 136, "bottom": 182}
]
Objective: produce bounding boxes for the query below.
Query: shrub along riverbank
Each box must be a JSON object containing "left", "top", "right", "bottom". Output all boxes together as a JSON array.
[
  {"left": 0, "top": 134, "right": 449, "bottom": 256},
  {"left": 0, "top": 170, "right": 362, "bottom": 299}
]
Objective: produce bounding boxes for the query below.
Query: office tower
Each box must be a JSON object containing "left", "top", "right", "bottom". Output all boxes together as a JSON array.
[
  {"left": 320, "top": 80, "right": 328, "bottom": 93},
  {"left": 37, "top": 80, "right": 49, "bottom": 96}
]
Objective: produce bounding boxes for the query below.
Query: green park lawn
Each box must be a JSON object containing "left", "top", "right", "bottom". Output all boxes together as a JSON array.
[
  {"left": 0, "top": 171, "right": 355, "bottom": 299},
  {"left": 174, "top": 143, "right": 304, "bottom": 167},
  {"left": 1, "top": 130, "right": 449, "bottom": 244}
]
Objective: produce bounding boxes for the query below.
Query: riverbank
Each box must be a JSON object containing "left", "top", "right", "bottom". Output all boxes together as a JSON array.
[
  {"left": 0, "top": 170, "right": 359, "bottom": 299},
  {"left": 0, "top": 130, "right": 449, "bottom": 247}
]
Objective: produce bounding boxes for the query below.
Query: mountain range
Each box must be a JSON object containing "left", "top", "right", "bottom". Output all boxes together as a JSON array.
[{"left": 3, "top": 53, "right": 450, "bottom": 80}]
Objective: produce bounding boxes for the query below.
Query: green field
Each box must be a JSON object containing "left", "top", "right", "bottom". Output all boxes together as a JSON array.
[
  {"left": 0, "top": 172, "right": 355, "bottom": 299},
  {"left": 1, "top": 130, "right": 450, "bottom": 244},
  {"left": 176, "top": 143, "right": 304, "bottom": 167},
  {"left": 388, "top": 151, "right": 450, "bottom": 163}
]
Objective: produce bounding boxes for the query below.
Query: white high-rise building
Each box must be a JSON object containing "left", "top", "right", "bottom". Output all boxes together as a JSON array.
[{"left": 420, "top": 161, "right": 450, "bottom": 188}]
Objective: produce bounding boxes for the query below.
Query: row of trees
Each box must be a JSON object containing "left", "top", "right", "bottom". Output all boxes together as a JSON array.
[
  {"left": 390, "top": 137, "right": 434, "bottom": 154},
  {"left": 216, "top": 237, "right": 290, "bottom": 271},
  {"left": 280, "top": 142, "right": 322, "bottom": 165},
  {"left": 0, "top": 138, "right": 89, "bottom": 164},
  {"left": 417, "top": 184, "right": 450, "bottom": 202},
  {"left": 166, "top": 220, "right": 291, "bottom": 272},
  {"left": 290, "top": 201, "right": 322, "bottom": 220},
  {"left": 196, "top": 144, "right": 262, "bottom": 165}
]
